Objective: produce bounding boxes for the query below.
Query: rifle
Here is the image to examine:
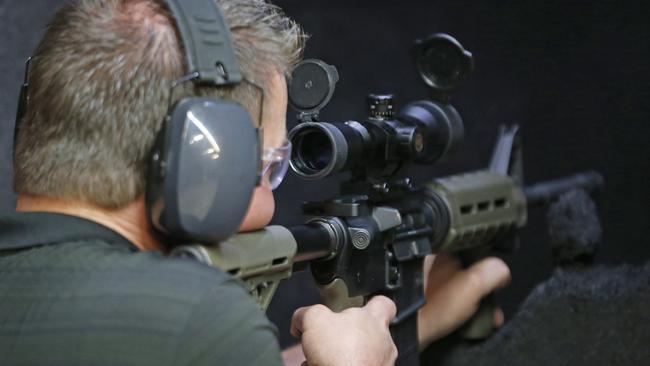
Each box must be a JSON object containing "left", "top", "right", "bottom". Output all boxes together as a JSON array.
[{"left": 172, "top": 34, "right": 604, "bottom": 366}]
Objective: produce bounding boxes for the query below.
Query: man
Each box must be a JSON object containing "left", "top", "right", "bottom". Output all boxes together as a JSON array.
[{"left": 1, "top": 0, "right": 510, "bottom": 365}]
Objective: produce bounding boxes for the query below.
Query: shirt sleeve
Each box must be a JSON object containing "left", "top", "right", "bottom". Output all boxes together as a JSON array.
[{"left": 172, "top": 277, "right": 284, "bottom": 366}]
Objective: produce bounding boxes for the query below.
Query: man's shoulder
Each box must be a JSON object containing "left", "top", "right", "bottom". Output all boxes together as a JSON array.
[
  {"left": 0, "top": 239, "right": 283, "bottom": 366},
  {"left": 55, "top": 239, "right": 258, "bottom": 318},
  {"left": 4, "top": 237, "right": 236, "bottom": 298},
  {"left": 91, "top": 240, "right": 237, "bottom": 295},
  {"left": 89, "top": 241, "right": 284, "bottom": 365}
]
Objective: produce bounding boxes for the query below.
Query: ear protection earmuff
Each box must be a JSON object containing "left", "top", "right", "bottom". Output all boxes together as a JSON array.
[
  {"left": 146, "top": 0, "right": 261, "bottom": 244},
  {"left": 14, "top": 0, "right": 262, "bottom": 244}
]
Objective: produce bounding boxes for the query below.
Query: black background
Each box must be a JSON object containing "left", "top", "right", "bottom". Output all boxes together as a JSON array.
[{"left": 2, "top": 0, "right": 649, "bottom": 353}]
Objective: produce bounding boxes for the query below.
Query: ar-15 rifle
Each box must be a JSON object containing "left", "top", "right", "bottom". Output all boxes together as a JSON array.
[{"left": 172, "top": 34, "right": 604, "bottom": 366}]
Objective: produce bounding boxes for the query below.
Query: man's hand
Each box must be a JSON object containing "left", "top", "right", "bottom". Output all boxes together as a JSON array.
[
  {"left": 290, "top": 296, "right": 398, "bottom": 366},
  {"left": 418, "top": 254, "right": 511, "bottom": 348}
]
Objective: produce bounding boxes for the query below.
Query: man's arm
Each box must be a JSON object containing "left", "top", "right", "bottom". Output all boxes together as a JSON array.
[
  {"left": 173, "top": 277, "right": 284, "bottom": 366},
  {"left": 281, "top": 344, "right": 306, "bottom": 366}
]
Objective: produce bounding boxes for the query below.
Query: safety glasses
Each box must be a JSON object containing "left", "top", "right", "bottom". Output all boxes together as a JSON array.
[{"left": 261, "top": 139, "right": 292, "bottom": 190}]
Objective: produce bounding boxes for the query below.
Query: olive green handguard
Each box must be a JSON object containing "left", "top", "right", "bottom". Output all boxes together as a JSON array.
[{"left": 424, "top": 170, "right": 527, "bottom": 339}]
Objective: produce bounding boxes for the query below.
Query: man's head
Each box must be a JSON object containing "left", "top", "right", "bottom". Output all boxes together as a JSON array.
[{"left": 14, "top": 0, "right": 304, "bottom": 223}]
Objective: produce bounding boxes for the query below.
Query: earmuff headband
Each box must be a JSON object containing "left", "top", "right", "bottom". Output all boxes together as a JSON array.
[{"left": 162, "top": 0, "right": 242, "bottom": 85}]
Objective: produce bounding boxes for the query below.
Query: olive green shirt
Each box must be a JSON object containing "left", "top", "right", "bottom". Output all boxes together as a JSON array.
[{"left": 0, "top": 212, "right": 283, "bottom": 366}]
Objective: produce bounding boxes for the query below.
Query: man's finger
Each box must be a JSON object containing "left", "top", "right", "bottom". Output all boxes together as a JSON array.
[
  {"left": 291, "top": 304, "right": 331, "bottom": 338},
  {"left": 364, "top": 296, "right": 397, "bottom": 326},
  {"left": 466, "top": 257, "right": 511, "bottom": 297},
  {"left": 432, "top": 253, "right": 462, "bottom": 270},
  {"left": 493, "top": 307, "right": 505, "bottom": 328},
  {"left": 290, "top": 306, "right": 310, "bottom": 338}
]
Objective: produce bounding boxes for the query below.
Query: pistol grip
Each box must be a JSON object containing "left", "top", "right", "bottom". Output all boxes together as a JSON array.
[
  {"left": 457, "top": 246, "right": 499, "bottom": 340},
  {"left": 318, "top": 278, "right": 364, "bottom": 312}
]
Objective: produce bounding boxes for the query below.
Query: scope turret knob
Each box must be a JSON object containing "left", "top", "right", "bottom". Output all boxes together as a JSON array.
[{"left": 368, "top": 94, "right": 395, "bottom": 119}]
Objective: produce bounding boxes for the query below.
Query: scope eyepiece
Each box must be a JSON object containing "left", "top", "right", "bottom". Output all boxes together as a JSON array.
[{"left": 289, "top": 122, "right": 352, "bottom": 180}]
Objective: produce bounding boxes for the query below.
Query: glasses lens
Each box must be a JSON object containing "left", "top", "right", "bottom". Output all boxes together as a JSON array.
[
  {"left": 267, "top": 158, "right": 289, "bottom": 190},
  {"left": 262, "top": 140, "right": 292, "bottom": 190}
]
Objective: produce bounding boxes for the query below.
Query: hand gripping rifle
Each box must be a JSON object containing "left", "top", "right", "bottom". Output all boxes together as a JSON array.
[{"left": 172, "top": 34, "right": 604, "bottom": 366}]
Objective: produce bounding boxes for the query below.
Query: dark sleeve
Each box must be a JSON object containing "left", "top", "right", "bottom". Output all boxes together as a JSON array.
[{"left": 172, "top": 278, "right": 284, "bottom": 366}]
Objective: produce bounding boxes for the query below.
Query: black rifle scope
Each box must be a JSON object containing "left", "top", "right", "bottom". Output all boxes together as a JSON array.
[
  {"left": 289, "top": 96, "right": 464, "bottom": 180},
  {"left": 287, "top": 33, "right": 472, "bottom": 180}
]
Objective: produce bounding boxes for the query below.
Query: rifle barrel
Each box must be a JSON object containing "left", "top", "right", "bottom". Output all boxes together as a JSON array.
[
  {"left": 524, "top": 171, "right": 604, "bottom": 206},
  {"left": 290, "top": 223, "right": 336, "bottom": 263}
]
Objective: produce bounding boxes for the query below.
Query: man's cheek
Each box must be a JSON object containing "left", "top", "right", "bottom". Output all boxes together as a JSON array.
[{"left": 237, "top": 186, "right": 275, "bottom": 232}]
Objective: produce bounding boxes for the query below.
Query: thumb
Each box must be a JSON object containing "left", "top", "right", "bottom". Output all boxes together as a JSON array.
[
  {"left": 290, "top": 306, "right": 310, "bottom": 338},
  {"left": 364, "top": 296, "right": 397, "bottom": 326}
]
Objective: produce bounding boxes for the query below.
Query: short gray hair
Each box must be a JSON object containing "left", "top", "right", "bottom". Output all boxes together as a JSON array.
[{"left": 14, "top": 0, "right": 305, "bottom": 208}]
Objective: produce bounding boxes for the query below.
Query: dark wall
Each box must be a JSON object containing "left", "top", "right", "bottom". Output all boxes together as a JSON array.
[
  {"left": 268, "top": 0, "right": 650, "bottom": 347},
  {"left": 2, "top": 0, "right": 649, "bottom": 350},
  {"left": 0, "top": 0, "right": 69, "bottom": 207}
]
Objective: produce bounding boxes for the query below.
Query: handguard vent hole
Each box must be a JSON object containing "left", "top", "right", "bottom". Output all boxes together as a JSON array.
[{"left": 272, "top": 257, "right": 287, "bottom": 266}]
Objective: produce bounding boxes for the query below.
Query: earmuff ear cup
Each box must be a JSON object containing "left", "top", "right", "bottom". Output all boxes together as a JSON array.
[
  {"left": 146, "top": 114, "right": 172, "bottom": 229},
  {"left": 14, "top": 58, "right": 32, "bottom": 162},
  {"left": 147, "top": 97, "right": 261, "bottom": 244},
  {"left": 14, "top": 84, "right": 28, "bottom": 146}
]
